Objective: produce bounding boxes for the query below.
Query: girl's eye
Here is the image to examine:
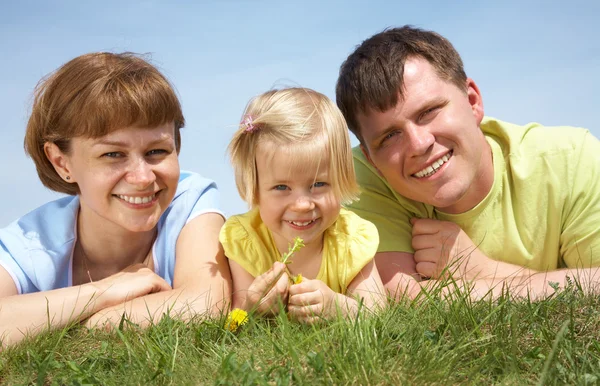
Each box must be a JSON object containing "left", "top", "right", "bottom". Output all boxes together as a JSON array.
[
  {"left": 312, "top": 181, "right": 327, "bottom": 188},
  {"left": 273, "top": 185, "right": 289, "bottom": 191}
]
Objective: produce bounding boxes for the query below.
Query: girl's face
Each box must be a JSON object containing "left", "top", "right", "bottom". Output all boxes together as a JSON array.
[
  {"left": 256, "top": 141, "right": 341, "bottom": 253},
  {"left": 61, "top": 123, "right": 180, "bottom": 234}
]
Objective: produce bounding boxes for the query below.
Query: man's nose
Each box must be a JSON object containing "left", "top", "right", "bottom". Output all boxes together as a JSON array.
[{"left": 405, "top": 124, "right": 435, "bottom": 156}]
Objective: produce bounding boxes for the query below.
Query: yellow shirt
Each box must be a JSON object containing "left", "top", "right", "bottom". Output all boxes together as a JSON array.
[
  {"left": 349, "top": 117, "right": 600, "bottom": 270},
  {"left": 219, "top": 208, "right": 379, "bottom": 293}
]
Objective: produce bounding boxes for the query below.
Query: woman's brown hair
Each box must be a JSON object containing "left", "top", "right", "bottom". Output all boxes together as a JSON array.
[{"left": 24, "top": 52, "right": 185, "bottom": 195}]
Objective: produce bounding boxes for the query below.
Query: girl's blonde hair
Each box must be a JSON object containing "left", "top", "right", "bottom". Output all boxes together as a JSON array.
[{"left": 228, "top": 87, "right": 359, "bottom": 206}]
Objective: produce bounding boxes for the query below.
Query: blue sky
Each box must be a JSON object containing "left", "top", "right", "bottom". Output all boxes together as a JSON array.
[{"left": 1, "top": 1, "right": 599, "bottom": 226}]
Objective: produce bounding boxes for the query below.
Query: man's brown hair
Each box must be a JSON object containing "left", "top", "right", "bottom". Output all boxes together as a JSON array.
[
  {"left": 336, "top": 25, "right": 467, "bottom": 144},
  {"left": 24, "top": 52, "right": 184, "bottom": 195}
]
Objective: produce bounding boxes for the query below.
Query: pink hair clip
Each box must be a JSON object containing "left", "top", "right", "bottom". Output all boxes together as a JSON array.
[{"left": 241, "top": 114, "right": 258, "bottom": 133}]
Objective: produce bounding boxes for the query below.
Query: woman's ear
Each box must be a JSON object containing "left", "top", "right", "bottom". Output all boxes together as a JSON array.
[{"left": 44, "top": 142, "right": 76, "bottom": 183}]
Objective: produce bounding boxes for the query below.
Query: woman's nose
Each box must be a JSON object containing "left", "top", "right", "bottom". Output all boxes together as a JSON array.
[{"left": 125, "top": 159, "right": 156, "bottom": 188}]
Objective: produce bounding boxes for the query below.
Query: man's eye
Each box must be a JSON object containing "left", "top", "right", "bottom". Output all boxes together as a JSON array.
[
  {"left": 273, "top": 185, "right": 288, "bottom": 191},
  {"left": 381, "top": 131, "right": 399, "bottom": 146},
  {"left": 147, "top": 149, "right": 168, "bottom": 156},
  {"left": 419, "top": 107, "right": 438, "bottom": 121}
]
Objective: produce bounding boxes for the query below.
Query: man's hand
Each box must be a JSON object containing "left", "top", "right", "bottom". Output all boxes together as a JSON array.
[
  {"left": 411, "top": 218, "right": 491, "bottom": 280},
  {"left": 288, "top": 279, "right": 338, "bottom": 324}
]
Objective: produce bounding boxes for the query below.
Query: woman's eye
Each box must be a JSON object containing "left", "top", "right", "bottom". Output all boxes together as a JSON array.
[
  {"left": 102, "top": 152, "right": 121, "bottom": 158},
  {"left": 273, "top": 185, "right": 288, "bottom": 191}
]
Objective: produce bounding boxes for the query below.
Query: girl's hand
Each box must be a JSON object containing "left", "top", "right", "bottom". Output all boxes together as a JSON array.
[
  {"left": 287, "top": 279, "right": 337, "bottom": 324},
  {"left": 245, "top": 262, "right": 289, "bottom": 315},
  {"left": 91, "top": 264, "right": 172, "bottom": 305}
]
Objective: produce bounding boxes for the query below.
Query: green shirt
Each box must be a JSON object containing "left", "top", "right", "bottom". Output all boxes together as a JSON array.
[{"left": 348, "top": 117, "right": 600, "bottom": 270}]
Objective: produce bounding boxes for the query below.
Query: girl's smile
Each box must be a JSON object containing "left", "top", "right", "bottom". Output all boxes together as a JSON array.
[{"left": 255, "top": 141, "right": 341, "bottom": 255}]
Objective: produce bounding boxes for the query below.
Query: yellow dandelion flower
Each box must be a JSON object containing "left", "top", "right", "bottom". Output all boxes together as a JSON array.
[
  {"left": 225, "top": 308, "right": 248, "bottom": 332},
  {"left": 293, "top": 273, "right": 303, "bottom": 284}
]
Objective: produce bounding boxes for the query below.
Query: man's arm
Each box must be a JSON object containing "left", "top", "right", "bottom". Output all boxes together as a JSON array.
[
  {"left": 374, "top": 251, "right": 423, "bottom": 299},
  {"left": 377, "top": 248, "right": 600, "bottom": 302},
  {"left": 464, "top": 267, "right": 600, "bottom": 301}
]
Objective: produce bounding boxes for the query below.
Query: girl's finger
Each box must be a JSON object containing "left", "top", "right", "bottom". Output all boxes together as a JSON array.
[{"left": 288, "top": 291, "right": 320, "bottom": 307}]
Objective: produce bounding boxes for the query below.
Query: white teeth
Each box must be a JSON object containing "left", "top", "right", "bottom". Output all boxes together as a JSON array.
[
  {"left": 414, "top": 153, "right": 451, "bottom": 178},
  {"left": 289, "top": 220, "right": 314, "bottom": 227},
  {"left": 117, "top": 194, "right": 156, "bottom": 204}
]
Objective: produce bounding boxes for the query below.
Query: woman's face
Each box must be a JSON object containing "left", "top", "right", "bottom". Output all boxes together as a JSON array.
[{"left": 64, "top": 123, "right": 180, "bottom": 233}]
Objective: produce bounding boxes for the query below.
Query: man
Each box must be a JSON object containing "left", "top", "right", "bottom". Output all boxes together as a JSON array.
[{"left": 336, "top": 26, "right": 600, "bottom": 299}]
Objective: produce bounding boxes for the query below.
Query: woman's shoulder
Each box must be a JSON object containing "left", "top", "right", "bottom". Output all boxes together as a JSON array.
[
  {"left": 0, "top": 195, "right": 79, "bottom": 293},
  {"left": 1, "top": 195, "right": 79, "bottom": 247},
  {"left": 175, "top": 171, "right": 218, "bottom": 197},
  {"left": 162, "top": 170, "right": 223, "bottom": 224}
]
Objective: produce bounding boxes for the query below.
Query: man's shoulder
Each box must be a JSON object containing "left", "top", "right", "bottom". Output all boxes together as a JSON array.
[{"left": 482, "top": 117, "right": 590, "bottom": 157}]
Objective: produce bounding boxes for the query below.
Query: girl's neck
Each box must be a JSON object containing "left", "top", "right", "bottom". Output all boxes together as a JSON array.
[
  {"left": 278, "top": 235, "right": 324, "bottom": 278},
  {"left": 76, "top": 206, "right": 157, "bottom": 274}
]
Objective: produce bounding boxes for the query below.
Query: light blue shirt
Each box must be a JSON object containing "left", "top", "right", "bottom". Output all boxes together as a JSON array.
[{"left": 0, "top": 171, "right": 223, "bottom": 294}]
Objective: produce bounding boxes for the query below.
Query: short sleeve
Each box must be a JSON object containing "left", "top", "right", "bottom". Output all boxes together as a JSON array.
[
  {"left": 561, "top": 131, "right": 600, "bottom": 268},
  {"left": 219, "top": 212, "right": 277, "bottom": 278},
  {"left": 0, "top": 241, "right": 25, "bottom": 294},
  {"left": 347, "top": 147, "right": 425, "bottom": 254},
  {"left": 329, "top": 210, "right": 379, "bottom": 293},
  {"left": 177, "top": 171, "right": 224, "bottom": 225},
  {"left": 152, "top": 171, "right": 225, "bottom": 286},
  {"left": 0, "top": 196, "right": 78, "bottom": 294}
]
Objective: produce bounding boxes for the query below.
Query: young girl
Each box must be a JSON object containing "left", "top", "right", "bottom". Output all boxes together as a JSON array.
[{"left": 220, "top": 87, "right": 386, "bottom": 323}]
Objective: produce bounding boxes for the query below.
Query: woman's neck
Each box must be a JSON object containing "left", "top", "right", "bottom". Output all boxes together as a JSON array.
[{"left": 76, "top": 206, "right": 157, "bottom": 275}]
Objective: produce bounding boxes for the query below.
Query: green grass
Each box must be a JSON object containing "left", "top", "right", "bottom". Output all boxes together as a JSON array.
[{"left": 1, "top": 282, "right": 600, "bottom": 385}]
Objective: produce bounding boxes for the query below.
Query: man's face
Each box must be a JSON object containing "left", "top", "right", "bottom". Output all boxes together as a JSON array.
[{"left": 357, "top": 57, "right": 492, "bottom": 214}]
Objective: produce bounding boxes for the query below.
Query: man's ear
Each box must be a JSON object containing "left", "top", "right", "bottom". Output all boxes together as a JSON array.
[
  {"left": 466, "top": 78, "right": 484, "bottom": 125},
  {"left": 44, "top": 142, "right": 76, "bottom": 183},
  {"left": 360, "top": 144, "right": 384, "bottom": 177}
]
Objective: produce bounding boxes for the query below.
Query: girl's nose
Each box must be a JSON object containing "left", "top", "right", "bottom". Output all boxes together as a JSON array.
[{"left": 291, "top": 195, "right": 315, "bottom": 212}]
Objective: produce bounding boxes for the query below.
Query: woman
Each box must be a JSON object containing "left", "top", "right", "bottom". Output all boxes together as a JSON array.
[{"left": 0, "top": 52, "right": 231, "bottom": 348}]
